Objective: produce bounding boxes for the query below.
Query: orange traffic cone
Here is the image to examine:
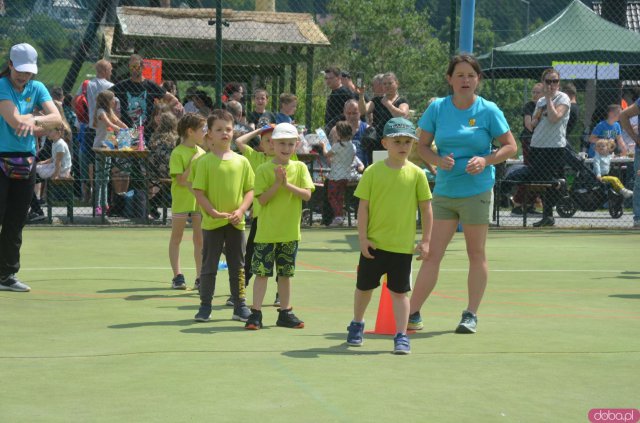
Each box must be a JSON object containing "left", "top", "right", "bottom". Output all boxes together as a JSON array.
[{"left": 365, "top": 279, "right": 414, "bottom": 335}]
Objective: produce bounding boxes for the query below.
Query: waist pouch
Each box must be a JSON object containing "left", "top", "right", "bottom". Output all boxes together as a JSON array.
[{"left": 0, "top": 156, "right": 35, "bottom": 179}]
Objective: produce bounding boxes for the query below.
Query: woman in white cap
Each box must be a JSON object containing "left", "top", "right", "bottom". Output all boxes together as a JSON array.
[{"left": 0, "top": 43, "right": 62, "bottom": 292}]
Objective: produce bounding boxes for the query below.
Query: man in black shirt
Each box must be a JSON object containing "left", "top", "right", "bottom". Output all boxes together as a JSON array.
[
  {"left": 324, "top": 66, "right": 356, "bottom": 133},
  {"left": 110, "top": 54, "right": 183, "bottom": 131}
]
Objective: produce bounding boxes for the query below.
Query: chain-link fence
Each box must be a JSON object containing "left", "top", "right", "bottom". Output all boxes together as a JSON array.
[{"left": 1, "top": 0, "right": 637, "bottom": 228}]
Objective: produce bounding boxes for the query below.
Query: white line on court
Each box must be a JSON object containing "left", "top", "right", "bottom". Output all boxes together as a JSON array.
[{"left": 18, "top": 266, "right": 630, "bottom": 273}]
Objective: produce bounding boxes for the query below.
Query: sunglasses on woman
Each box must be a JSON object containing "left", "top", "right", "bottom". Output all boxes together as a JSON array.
[{"left": 545, "top": 79, "right": 560, "bottom": 84}]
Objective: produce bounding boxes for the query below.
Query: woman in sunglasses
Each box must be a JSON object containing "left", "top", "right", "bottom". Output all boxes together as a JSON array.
[{"left": 529, "top": 68, "right": 571, "bottom": 227}]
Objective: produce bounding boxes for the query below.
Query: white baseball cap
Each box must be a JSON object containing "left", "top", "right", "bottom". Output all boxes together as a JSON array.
[
  {"left": 271, "top": 123, "right": 299, "bottom": 140},
  {"left": 10, "top": 43, "right": 38, "bottom": 74}
]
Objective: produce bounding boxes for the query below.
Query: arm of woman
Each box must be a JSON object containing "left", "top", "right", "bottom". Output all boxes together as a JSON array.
[
  {"left": 524, "top": 114, "right": 534, "bottom": 132},
  {"left": 417, "top": 130, "right": 451, "bottom": 169},
  {"left": 620, "top": 104, "right": 640, "bottom": 144},
  {"left": 52, "top": 151, "right": 63, "bottom": 179},
  {"left": 357, "top": 86, "right": 373, "bottom": 117},
  {"left": 545, "top": 101, "right": 568, "bottom": 124},
  {"left": 385, "top": 101, "right": 409, "bottom": 118},
  {"left": 615, "top": 134, "right": 627, "bottom": 156},
  {"left": 0, "top": 99, "right": 61, "bottom": 137},
  {"left": 467, "top": 131, "right": 517, "bottom": 174}
]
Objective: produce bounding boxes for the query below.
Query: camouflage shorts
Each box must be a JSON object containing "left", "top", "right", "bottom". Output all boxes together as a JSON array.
[{"left": 250, "top": 241, "right": 298, "bottom": 278}]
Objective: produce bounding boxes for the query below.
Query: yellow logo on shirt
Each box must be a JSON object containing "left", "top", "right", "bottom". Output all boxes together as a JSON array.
[
  {"left": 26, "top": 97, "right": 31, "bottom": 103},
  {"left": 469, "top": 118, "right": 476, "bottom": 126}
]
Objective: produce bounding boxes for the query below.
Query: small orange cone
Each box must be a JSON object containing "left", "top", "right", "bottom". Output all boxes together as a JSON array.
[{"left": 365, "top": 278, "right": 414, "bottom": 335}]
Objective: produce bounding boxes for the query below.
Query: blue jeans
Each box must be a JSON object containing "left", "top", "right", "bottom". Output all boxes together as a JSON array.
[{"left": 633, "top": 146, "right": 640, "bottom": 223}]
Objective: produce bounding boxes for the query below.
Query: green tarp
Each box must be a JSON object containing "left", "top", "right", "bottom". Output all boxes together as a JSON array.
[{"left": 479, "top": 0, "right": 640, "bottom": 79}]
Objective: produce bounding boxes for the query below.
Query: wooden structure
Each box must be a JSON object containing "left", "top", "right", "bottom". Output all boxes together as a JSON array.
[{"left": 100, "top": 6, "right": 330, "bottom": 128}]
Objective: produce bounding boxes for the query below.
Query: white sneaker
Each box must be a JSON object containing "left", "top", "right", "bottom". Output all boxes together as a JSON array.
[
  {"left": 329, "top": 217, "right": 344, "bottom": 227},
  {"left": 0, "top": 275, "right": 31, "bottom": 292},
  {"left": 620, "top": 188, "right": 634, "bottom": 199}
]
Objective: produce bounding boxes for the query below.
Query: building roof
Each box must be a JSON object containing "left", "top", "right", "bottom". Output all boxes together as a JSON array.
[
  {"left": 592, "top": 1, "right": 640, "bottom": 32},
  {"left": 116, "top": 7, "right": 330, "bottom": 47}
]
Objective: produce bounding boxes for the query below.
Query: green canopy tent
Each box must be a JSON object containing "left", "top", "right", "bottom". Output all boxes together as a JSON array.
[{"left": 479, "top": 0, "right": 640, "bottom": 80}]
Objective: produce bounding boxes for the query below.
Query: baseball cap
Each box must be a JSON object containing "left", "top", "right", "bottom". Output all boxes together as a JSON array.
[
  {"left": 10, "top": 43, "right": 38, "bottom": 74},
  {"left": 271, "top": 123, "right": 298, "bottom": 140},
  {"left": 383, "top": 117, "right": 417, "bottom": 140},
  {"left": 260, "top": 123, "right": 275, "bottom": 135}
]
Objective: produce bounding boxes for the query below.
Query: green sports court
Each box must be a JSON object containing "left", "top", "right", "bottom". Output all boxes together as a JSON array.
[{"left": 1, "top": 227, "right": 638, "bottom": 422}]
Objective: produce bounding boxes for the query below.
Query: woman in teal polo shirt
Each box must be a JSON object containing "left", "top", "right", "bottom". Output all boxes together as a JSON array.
[
  {"left": 0, "top": 43, "right": 61, "bottom": 292},
  {"left": 409, "top": 54, "right": 517, "bottom": 334}
]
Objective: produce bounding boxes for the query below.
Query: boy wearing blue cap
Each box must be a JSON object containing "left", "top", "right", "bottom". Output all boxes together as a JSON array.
[{"left": 346, "top": 117, "right": 433, "bottom": 354}]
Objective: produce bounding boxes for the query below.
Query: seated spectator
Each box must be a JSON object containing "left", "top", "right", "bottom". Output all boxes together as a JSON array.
[
  {"left": 226, "top": 100, "right": 252, "bottom": 144},
  {"left": 222, "top": 82, "right": 244, "bottom": 104},
  {"left": 329, "top": 99, "right": 369, "bottom": 166},
  {"left": 276, "top": 93, "right": 297, "bottom": 124},
  {"left": 148, "top": 111, "right": 179, "bottom": 219},
  {"left": 248, "top": 88, "right": 276, "bottom": 128},
  {"left": 589, "top": 104, "right": 627, "bottom": 158},
  {"left": 193, "top": 90, "right": 214, "bottom": 118}
]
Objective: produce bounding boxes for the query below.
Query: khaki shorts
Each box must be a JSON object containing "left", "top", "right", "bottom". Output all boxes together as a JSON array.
[{"left": 432, "top": 190, "right": 492, "bottom": 225}]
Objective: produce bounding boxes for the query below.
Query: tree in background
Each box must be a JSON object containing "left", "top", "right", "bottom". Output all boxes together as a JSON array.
[{"left": 318, "top": 0, "right": 449, "bottom": 115}]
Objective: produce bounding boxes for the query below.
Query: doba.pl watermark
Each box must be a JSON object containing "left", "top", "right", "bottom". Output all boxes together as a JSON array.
[{"left": 588, "top": 409, "right": 640, "bottom": 423}]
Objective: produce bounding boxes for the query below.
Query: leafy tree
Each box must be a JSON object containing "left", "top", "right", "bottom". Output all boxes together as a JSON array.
[
  {"left": 317, "top": 0, "right": 449, "bottom": 115},
  {"left": 25, "top": 14, "right": 70, "bottom": 61}
]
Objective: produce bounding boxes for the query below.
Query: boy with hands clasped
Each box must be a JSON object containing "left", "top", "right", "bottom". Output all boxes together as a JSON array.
[
  {"left": 346, "top": 117, "right": 433, "bottom": 355},
  {"left": 245, "top": 123, "right": 315, "bottom": 330}
]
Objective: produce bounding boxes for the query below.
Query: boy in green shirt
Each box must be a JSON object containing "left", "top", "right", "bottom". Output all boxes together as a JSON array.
[
  {"left": 191, "top": 110, "right": 255, "bottom": 323},
  {"left": 346, "top": 117, "right": 433, "bottom": 354},
  {"left": 245, "top": 123, "right": 315, "bottom": 330}
]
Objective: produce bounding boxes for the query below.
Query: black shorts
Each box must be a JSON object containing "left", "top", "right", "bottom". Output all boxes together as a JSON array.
[{"left": 356, "top": 248, "right": 412, "bottom": 293}]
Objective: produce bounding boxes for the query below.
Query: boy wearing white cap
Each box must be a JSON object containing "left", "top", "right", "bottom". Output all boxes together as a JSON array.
[
  {"left": 346, "top": 117, "right": 433, "bottom": 354},
  {"left": 245, "top": 123, "right": 315, "bottom": 330}
]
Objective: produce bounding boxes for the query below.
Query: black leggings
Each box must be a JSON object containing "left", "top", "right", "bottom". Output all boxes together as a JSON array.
[
  {"left": 529, "top": 147, "right": 566, "bottom": 218},
  {"left": 0, "top": 163, "right": 36, "bottom": 277}
]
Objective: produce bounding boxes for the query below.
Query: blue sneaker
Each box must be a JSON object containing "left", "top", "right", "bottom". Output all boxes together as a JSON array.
[
  {"left": 232, "top": 300, "right": 251, "bottom": 322},
  {"left": 455, "top": 310, "right": 477, "bottom": 334},
  {"left": 346, "top": 321, "right": 365, "bottom": 346},
  {"left": 194, "top": 305, "right": 212, "bottom": 322},
  {"left": 393, "top": 333, "right": 411, "bottom": 355},
  {"left": 407, "top": 311, "right": 423, "bottom": 330}
]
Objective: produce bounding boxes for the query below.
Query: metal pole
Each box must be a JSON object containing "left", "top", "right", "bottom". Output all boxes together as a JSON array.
[
  {"left": 521, "top": 0, "right": 530, "bottom": 107},
  {"left": 215, "top": 0, "right": 223, "bottom": 108},
  {"left": 459, "top": 0, "right": 476, "bottom": 54},
  {"left": 305, "top": 47, "right": 314, "bottom": 131}
]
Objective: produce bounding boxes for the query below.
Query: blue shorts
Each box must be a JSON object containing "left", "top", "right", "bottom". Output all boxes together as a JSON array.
[{"left": 251, "top": 241, "right": 298, "bottom": 277}]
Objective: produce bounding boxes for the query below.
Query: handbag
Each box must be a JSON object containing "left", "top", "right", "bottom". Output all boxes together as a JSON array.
[{"left": 0, "top": 156, "right": 35, "bottom": 180}]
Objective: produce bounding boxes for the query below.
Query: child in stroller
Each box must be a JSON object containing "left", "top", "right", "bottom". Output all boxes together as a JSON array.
[{"left": 556, "top": 143, "right": 630, "bottom": 219}]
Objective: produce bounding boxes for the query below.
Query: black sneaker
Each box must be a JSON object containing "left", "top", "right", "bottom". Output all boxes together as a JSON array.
[
  {"left": 0, "top": 274, "right": 31, "bottom": 292},
  {"left": 193, "top": 278, "right": 200, "bottom": 292},
  {"left": 510, "top": 206, "right": 523, "bottom": 216},
  {"left": 172, "top": 274, "right": 187, "bottom": 290},
  {"left": 532, "top": 216, "right": 555, "bottom": 227},
  {"left": 276, "top": 307, "right": 304, "bottom": 329},
  {"left": 244, "top": 309, "right": 263, "bottom": 330},
  {"left": 525, "top": 207, "right": 542, "bottom": 216},
  {"left": 455, "top": 310, "right": 477, "bottom": 334},
  {"left": 232, "top": 300, "right": 252, "bottom": 322},
  {"left": 273, "top": 292, "right": 280, "bottom": 307},
  {"left": 27, "top": 211, "right": 46, "bottom": 223},
  {"left": 194, "top": 305, "right": 212, "bottom": 322},
  {"left": 225, "top": 295, "right": 234, "bottom": 307}
]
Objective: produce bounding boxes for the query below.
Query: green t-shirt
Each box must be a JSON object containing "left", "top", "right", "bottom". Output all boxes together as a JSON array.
[
  {"left": 243, "top": 146, "right": 298, "bottom": 218},
  {"left": 169, "top": 144, "right": 205, "bottom": 213},
  {"left": 354, "top": 160, "right": 432, "bottom": 254},
  {"left": 187, "top": 152, "right": 206, "bottom": 214},
  {"left": 191, "top": 152, "right": 254, "bottom": 231},
  {"left": 254, "top": 160, "right": 315, "bottom": 243},
  {"left": 243, "top": 146, "right": 270, "bottom": 218}
]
